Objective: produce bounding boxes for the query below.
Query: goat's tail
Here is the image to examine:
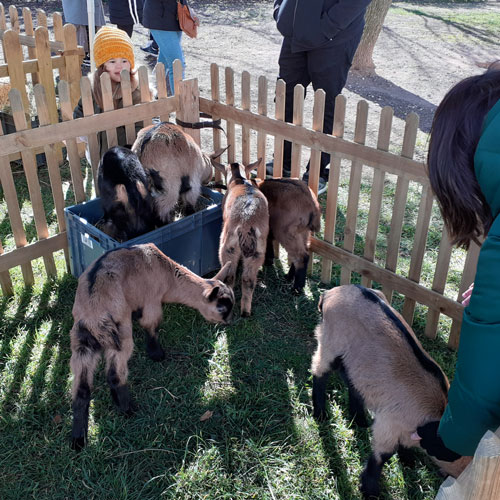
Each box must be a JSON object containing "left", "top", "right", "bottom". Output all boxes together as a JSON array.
[{"left": 238, "top": 227, "right": 258, "bottom": 258}]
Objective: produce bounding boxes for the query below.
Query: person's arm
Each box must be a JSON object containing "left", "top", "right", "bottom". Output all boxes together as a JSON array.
[
  {"left": 273, "top": 0, "right": 283, "bottom": 21},
  {"left": 321, "top": 0, "right": 372, "bottom": 39}
]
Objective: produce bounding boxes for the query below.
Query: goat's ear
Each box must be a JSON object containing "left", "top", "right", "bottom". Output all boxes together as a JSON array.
[
  {"left": 211, "top": 160, "right": 227, "bottom": 177},
  {"left": 210, "top": 146, "right": 229, "bottom": 161},
  {"left": 318, "top": 293, "right": 324, "bottom": 313},
  {"left": 214, "top": 261, "right": 231, "bottom": 283},
  {"left": 244, "top": 157, "right": 262, "bottom": 178}
]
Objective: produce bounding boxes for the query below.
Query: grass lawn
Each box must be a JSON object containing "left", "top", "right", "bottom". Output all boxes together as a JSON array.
[{"left": 0, "top": 155, "right": 461, "bottom": 499}]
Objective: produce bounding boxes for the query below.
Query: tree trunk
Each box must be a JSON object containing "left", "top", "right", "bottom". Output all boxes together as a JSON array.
[{"left": 351, "top": 0, "right": 392, "bottom": 74}]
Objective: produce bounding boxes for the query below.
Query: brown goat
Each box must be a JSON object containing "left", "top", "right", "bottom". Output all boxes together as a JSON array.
[
  {"left": 258, "top": 178, "right": 320, "bottom": 292},
  {"left": 214, "top": 160, "right": 269, "bottom": 317},
  {"left": 311, "top": 285, "right": 471, "bottom": 498},
  {"left": 70, "top": 243, "right": 234, "bottom": 450},
  {"left": 131, "top": 122, "right": 226, "bottom": 224}
]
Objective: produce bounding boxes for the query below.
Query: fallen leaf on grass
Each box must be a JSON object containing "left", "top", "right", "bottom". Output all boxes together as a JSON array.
[
  {"left": 199, "top": 410, "right": 213, "bottom": 422},
  {"left": 53, "top": 414, "right": 62, "bottom": 424}
]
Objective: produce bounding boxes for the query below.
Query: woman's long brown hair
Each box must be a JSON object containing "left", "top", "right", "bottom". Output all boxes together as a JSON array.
[{"left": 427, "top": 68, "right": 500, "bottom": 248}]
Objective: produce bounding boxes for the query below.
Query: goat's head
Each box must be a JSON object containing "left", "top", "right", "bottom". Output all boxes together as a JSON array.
[
  {"left": 212, "top": 158, "right": 262, "bottom": 186},
  {"left": 199, "top": 262, "right": 235, "bottom": 324},
  {"left": 201, "top": 146, "right": 230, "bottom": 184}
]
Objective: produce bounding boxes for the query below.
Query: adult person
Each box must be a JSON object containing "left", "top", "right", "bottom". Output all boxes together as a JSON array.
[
  {"left": 61, "top": 0, "right": 106, "bottom": 68},
  {"left": 272, "top": 0, "right": 371, "bottom": 193},
  {"left": 142, "top": 0, "right": 188, "bottom": 95},
  {"left": 411, "top": 68, "right": 500, "bottom": 460},
  {"left": 108, "top": 0, "right": 144, "bottom": 39}
]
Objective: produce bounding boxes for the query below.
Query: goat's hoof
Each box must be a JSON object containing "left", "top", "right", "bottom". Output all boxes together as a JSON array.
[
  {"left": 353, "top": 415, "right": 370, "bottom": 428},
  {"left": 241, "top": 310, "right": 251, "bottom": 318},
  {"left": 147, "top": 345, "right": 166, "bottom": 362},
  {"left": 313, "top": 410, "right": 328, "bottom": 422},
  {"left": 292, "top": 286, "right": 303, "bottom": 296},
  {"left": 71, "top": 436, "right": 85, "bottom": 451},
  {"left": 264, "top": 258, "right": 274, "bottom": 267},
  {"left": 360, "top": 472, "right": 380, "bottom": 499}
]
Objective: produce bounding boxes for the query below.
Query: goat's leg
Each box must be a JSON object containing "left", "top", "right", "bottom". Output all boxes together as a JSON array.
[
  {"left": 182, "top": 182, "right": 200, "bottom": 216},
  {"left": 312, "top": 371, "right": 331, "bottom": 421},
  {"left": 337, "top": 361, "right": 369, "bottom": 427},
  {"left": 360, "top": 419, "right": 398, "bottom": 499},
  {"left": 140, "top": 305, "right": 165, "bottom": 361},
  {"left": 70, "top": 347, "right": 100, "bottom": 451},
  {"left": 281, "top": 230, "right": 310, "bottom": 291},
  {"left": 219, "top": 235, "right": 240, "bottom": 287},
  {"left": 264, "top": 231, "right": 275, "bottom": 266},
  {"left": 240, "top": 251, "right": 265, "bottom": 317},
  {"left": 105, "top": 332, "right": 135, "bottom": 414}
]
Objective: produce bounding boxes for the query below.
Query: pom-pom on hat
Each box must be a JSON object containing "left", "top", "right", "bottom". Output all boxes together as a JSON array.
[{"left": 93, "top": 26, "right": 134, "bottom": 69}]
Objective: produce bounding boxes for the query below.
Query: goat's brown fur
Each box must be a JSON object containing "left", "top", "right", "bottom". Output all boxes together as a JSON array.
[
  {"left": 215, "top": 161, "right": 269, "bottom": 317},
  {"left": 258, "top": 178, "right": 320, "bottom": 292},
  {"left": 311, "top": 285, "right": 470, "bottom": 498},
  {"left": 131, "top": 122, "right": 226, "bottom": 223},
  {"left": 70, "top": 243, "right": 234, "bottom": 450}
]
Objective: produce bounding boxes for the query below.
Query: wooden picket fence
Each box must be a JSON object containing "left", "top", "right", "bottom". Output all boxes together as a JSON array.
[{"left": 0, "top": 60, "right": 479, "bottom": 350}]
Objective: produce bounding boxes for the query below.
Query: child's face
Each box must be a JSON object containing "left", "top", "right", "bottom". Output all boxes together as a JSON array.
[{"left": 104, "top": 58, "right": 131, "bottom": 83}]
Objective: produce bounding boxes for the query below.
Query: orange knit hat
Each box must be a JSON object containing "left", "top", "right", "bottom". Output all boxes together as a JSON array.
[{"left": 93, "top": 26, "right": 135, "bottom": 69}]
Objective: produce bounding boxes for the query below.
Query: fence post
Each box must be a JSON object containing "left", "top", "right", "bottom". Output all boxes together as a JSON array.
[
  {"left": 52, "top": 12, "right": 67, "bottom": 83},
  {"left": 8, "top": 5, "right": 19, "bottom": 32},
  {"left": 177, "top": 78, "right": 201, "bottom": 146},
  {"left": 63, "top": 23, "right": 81, "bottom": 109},
  {"left": 0, "top": 239, "right": 13, "bottom": 296},
  {"left": 22, "top": 7, "right": 39, "bottom": 85}
]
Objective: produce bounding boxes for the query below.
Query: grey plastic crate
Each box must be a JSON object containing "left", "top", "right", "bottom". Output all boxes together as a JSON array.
[{"left": 64, "top": 187, "right": 223, "bottom": 277}]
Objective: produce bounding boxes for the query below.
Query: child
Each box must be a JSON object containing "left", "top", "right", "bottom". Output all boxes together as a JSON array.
[
  {"left": 73, "top": 26, "right": 145, "bottom": 157},
  {"left": 412, "top": 67, "right": 500, "bottom": 460}
]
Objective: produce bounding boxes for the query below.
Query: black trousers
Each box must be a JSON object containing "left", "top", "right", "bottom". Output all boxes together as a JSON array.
[{"left": 278, "top": 34, "right": 362, "bottom": 176}]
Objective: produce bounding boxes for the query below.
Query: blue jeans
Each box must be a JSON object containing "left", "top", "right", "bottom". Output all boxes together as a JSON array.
[{"left": 150, "top": 29, "right": 185, "bottom": 94}]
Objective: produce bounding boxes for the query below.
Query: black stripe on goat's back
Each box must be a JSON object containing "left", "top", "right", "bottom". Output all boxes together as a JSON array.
[
  {"left": 355, "top": 285, "right": 448, "bottom": 394},
  {"left": 140, "top": 123, "right": 163, "bottom": 154}
]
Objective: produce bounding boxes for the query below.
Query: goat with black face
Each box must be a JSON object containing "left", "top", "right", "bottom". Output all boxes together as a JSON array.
[{"left": 97, "top": 146, "right": 156, "bottom": 241}]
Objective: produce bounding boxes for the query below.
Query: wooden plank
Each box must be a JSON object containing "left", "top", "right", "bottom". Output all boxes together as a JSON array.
[
  {"left": 59, "top": 80, "right": 86, "bottom": 203},
  {"left": 425, "top": 230, "right": 453, "bottom": 339},
  {"left": 0, "top": 233, "right": 67, "bottom": 273},
  {"left": 36, "top": 9, "right": 47, "bottom": 29},
  {"left": 199, "top": 99, "right": 429, "bottom": 184},
  {"left": 290, "top": 84, "right": 304, "bottom": 179},
  {"left": 449, "top": 241, "right": 481, "bottom": 349},
  {"left": 80, "top": 76, "right": 100, "bottom": 192},
  {"left": 22, "top": 7, "right": 39, "bottom": 85},
  {"left": 34, "top": 83, "right": 70, "bottom": 270},
  {"left": 210, "top": 63, "right": 222, "bottom": 183},
  {"left": 241, "top": 70, "right": 251, "bottom": 166},
  {"left": 121, "top": 68, "right": 136, "bottom": 145},
  {"left": 0, "top": 238, "right": 13, "bottom": 295},
  {"left": 0, "top": 99, "right": 177, "bottom": 155},
  {"left": 0, "top": 29, "right": 69, "bottom": 52},
  {"left": 321, "top": 94, "right": 346, "bottom": 284},
  {"left": 310, "top": 237, "right": 464, "bottom": 322},
  {"left": 3, "top": 29, "right": 30, "bottom": 119},
  {"left": 100, "top": 71, "right": 118, "bottom": 150},
  {"left": 63, "top": 23, "right": 81, "bottom": 109},
  {"left": 361, "top": 106, "right": 393, "bottom": 288},
  {"left": 155, "top": 62, "right": 170, "bottom": 123},
  {"left": 0, "top": 4, "right": 6, "bottom": 31},
  {"left": 0, "top": 55, "right": 67, "bottom": 78},
  {"left": 382, "top": 112, "right": 419, "bottom": 302},
  {"left": 401, "top": 184, "right": 434, "bottom": 324},
  {"left": 340, "top": 100, "right": 368, "bottom": 285},
  {"left": 10, "top": 88, "right": 57, "bottom": 277},
  {"left": 225, "top": 66, "right": 235, "bottom": 164},
  {"left": 307, "top": 89, "right": 326, "bottom": 196},
  {"left": 34, "top": 27, "right": 58, "bottom": 126},
  {"left": 173, "top": 58, "right": 183, "bottom": 96},
  {"left": 272, "top": 79, "right": 286, "bottom": 177},
  {"left": 177, "top": 78, "right": 201, "bottom": 146},
  {"left": 52, "top": 12, "right": 66, "bottom": 82},
  {"left": 256, "top": 76, "right": 267, "bottom": 180},
  {"left": 138, "top": 65, "right": 152, "bottom": 128},
  {"left": 8, "top": 5, "right": 19, "bottom": 32}
]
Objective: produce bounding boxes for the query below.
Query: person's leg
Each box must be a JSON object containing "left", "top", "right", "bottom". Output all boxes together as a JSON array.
[
  {"left": 117, "top": 24, "right": 134, "bottom": 38},
  {"left": 278, "top": 38, "right": 310, "bottom": 172},
  {"left": 307, "top": 34, "right": 362, "bottom": 177},
  {"left": 150, "top": 30, "right": 185, "bottom": 95}
]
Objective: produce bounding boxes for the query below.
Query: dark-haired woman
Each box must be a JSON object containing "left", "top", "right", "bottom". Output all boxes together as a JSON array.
[{"left": 412, "top": 67, "right": 500, "bottom": 461}]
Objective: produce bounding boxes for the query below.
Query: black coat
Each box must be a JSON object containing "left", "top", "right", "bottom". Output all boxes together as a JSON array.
[
  {"left": 274, "top": 0, "right": 371, "bottom": 51},
  {"left": 108, "top": 0, "right": 144, "bottom": 26},
  {"left": 142, "top": 0, "right": 181, "bottom": 31}
]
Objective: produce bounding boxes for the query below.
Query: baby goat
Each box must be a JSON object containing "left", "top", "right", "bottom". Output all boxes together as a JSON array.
[
  {"left": 97, "top": 146, "right": 156, "bottom": 241},
  {"left": 132, "top": 122, "right": 226, "bottom": 224},
  {"left": 214, "top": 160, "right": 269, "bottom": 317},
  {"left": 70, "top": 243, "right": 234, "bottom": 450},
  {"left": 311, "top": 285, "right": 470, "bottom": 498},
  {"left": 258, "top": 178, "right": 321, "bottom": 292}
]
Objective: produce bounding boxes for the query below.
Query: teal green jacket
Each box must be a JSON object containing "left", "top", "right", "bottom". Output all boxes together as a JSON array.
[{"left": 438, "top": 99, "right": 500, "bottom": 455}]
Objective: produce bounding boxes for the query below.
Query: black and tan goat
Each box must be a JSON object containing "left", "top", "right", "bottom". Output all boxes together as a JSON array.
[
  {"left": 97, "top": 146, "right": 156, "bottom": 241},
  {"left": 70, "top": 243, "right": 234, "bottom": 450},
  {"left": 131, "top": 122, "right": 226, "bottom": 224},
  {"left": 214, "top": 160, "right": 269, "bottom": 317},
  {"left": 258, "top": 178, "right": 321, "bottom": 292},
  {"left": 311, "top": 285, "right": 471, "bottom": 498}
]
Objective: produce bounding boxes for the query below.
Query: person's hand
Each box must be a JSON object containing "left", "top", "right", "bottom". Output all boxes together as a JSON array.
[
  {"left": 462, "top": 283, "right": 474, "bottom": 306},
  {"left": 193, "top": 15, "right": 200, "bottom": 27},
  {"left": 411, "top": 421, "right": 462, "bottom": 462}
]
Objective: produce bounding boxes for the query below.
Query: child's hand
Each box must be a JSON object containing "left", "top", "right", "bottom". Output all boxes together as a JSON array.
[
  {"left": 462, "top": 282, "right": 474, "bottom": 306},
  {"left": 411, "top": 421, "right": 462, "bottom": 462}
]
